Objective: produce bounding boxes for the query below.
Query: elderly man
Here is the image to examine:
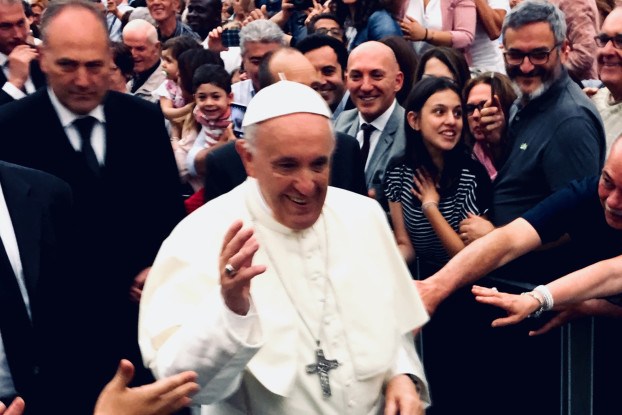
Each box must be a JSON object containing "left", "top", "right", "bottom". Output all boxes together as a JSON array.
[
  {"left": 186, "top": 0, "right": 221, "bottom": 41},
  {"left": 203, "top": 49, "right": 366, "bottom": 202},
  {"left": 140, "top": 81, "right": 430, "bottom": 414},
  {"left": 123, "top": 19, "right": 166, "bottom": 102},
  {"left": 334, "top": 41, "right": 405, "bottom": 212},
  {"left": 0, "top": 0, "right": 45, "bottom": 105},
  {"left": 591, "top": 7, "right": 622, "bottom": 154},
  {"left": 297, "top": 33, "right": 351, "bottom": 121},
  {"left": 0, "top": 0, "right": 184, "bottom": 412},
  {"left": 146, "top": 0, "right": 199, "bottom": 42}
]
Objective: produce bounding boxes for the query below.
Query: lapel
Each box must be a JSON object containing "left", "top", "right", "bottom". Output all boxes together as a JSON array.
[
  {"left": 365, "top": 105, "right": 402, "bottom": 187},
  {"left": 0, "top": 165, "right": 42, "bottom": 296}
]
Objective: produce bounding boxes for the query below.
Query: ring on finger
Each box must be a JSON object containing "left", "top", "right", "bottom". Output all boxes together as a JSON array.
[{"left": 225, "top": 263, "right": 237, "bottom": 276}]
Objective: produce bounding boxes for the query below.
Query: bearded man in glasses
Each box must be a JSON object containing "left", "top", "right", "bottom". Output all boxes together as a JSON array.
[{"left": 416, "top": 2, "right": 606, "bottom": 413}]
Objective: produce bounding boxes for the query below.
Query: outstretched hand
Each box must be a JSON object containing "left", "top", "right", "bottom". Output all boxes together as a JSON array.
[
  {"left": 0, "top": 397, "right": 25, "bottom": 415},
  {"left": 472, "top": 285, "right": 540, "bottom": 327},
  {"left": 94, "top": 360, "right": 199, "bottom": 415}
]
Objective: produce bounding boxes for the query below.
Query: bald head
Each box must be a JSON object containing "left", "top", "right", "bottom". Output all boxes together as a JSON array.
[
  {"left": 345, "top": 41, "right": 403, "bottom": 122},
  {"left": 123, "top": 19, "right": 160, "bottom": 74},
  {"left": 259, "top": 48, "right": 321, "bottom": 90}
]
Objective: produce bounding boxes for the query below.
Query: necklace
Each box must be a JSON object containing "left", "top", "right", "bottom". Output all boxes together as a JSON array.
[{"left": 250, "top": 213, "right": 340, "bottom": 398}]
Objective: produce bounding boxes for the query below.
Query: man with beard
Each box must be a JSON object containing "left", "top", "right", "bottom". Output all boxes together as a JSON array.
[{"left": 417, "top": 2, "right": 605, "bottom": 414}]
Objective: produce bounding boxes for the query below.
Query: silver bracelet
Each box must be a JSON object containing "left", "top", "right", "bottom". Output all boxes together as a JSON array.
[
  {"left": 521, "top": 291, "right": 545, "bottom": 318},
  {"left": 534, "top": 285, "right": 554, "bottom": 311},
  {"left": 421, "top": 201, "right": 438, "bottom": 212}
]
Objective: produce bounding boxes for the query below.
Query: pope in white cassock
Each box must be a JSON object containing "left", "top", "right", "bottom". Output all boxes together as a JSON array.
[{"left": 138, "top": 81, "right": 431, "bottom": 415}]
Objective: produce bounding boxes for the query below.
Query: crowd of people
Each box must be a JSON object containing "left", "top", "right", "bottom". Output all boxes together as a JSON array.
[{"left": 1, "top": 0, "right": 622, "bottom": 413}]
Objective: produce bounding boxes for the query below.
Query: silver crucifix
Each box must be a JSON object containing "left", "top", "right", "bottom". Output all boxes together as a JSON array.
[{"left": 306, "top": 348, "right": 339, "bottom": 397}]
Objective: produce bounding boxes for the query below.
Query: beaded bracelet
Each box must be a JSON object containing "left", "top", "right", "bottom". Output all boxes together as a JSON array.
[
  {"left": 521, "top": 291, "right": 544, "bottom": 318},
  {"left": 421, "top": 201, "right": 438, "bottom": 212}
]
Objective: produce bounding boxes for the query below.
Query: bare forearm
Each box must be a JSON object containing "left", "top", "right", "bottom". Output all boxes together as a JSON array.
[
  {"left": 425, "top": 29, "right": 453, "bottom": 47},
  {"left": 423, "top": 205, "right": 465, "bottom": 257},
  {"left": 474, "top": 0, "right": 505, "bottom": 40}
]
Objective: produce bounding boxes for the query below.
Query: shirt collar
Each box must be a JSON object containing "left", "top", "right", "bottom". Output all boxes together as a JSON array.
[
  {"left": 357, "top": 99, "right": 396, "bottom": 131},
  {"left": 0, "top": 52, "right": 7, "bottom": 68},
  {"left": 47, "top": 87, "right": 105, "bottom": 127}
]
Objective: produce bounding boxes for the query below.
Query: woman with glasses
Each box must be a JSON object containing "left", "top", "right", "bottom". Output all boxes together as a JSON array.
[
  {"left": 384, "top": 76, "right": 492, "bottom": 278},
  {"left": 463, "top": 71, "right": 516, "bottom": 180}
]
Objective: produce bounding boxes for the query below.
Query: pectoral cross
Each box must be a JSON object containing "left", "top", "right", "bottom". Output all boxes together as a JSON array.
[{"left": 306, "top": 348, "right": 339, "bottom": 397}]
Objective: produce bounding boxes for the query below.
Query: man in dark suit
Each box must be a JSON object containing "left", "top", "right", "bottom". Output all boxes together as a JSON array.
[
  {"left": 0, "top": 0, "right": 45, "bottom": 106},
  {"left": 0, "top": 1, "right": 185, "bottom": 413},
  {"left": 334, "top": 41, "right": 406, "bottom": 214},
  {"left": 0, "top": 161, "right": 76, "bottom": 415}
]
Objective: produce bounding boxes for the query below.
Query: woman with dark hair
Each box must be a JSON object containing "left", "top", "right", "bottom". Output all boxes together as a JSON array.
[
  {"left": 414, "top": 46, "right": 470, "bottom": 90},
  {"left": 384, "top": 76, "right": 491, "bottom": 277},
  {"left": 334, "top": 0, "right": 402, "bottom": 51},
  {"left": 380, "top": 35, "right": 419, "bottom": 105},
  {"left": 463, "top": 71, "right": 516, "bottom": 180},
  {"left": 109, "top": 41, "right": 135, "bottom": 93}
]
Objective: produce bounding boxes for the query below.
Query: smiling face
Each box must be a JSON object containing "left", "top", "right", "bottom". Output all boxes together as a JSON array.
[
  {"left": 242, "top": 40, "right": 282, "bottom": 92},
  {"left": 503, "top": 21, "right": 563, "bottom": 98},
  {"left": 599, "top": 139, "right": 622, "bottom": 230},
  {"left": 346, "top": 41, "right": 403, "bottom": 123},
  {"left": 123, "top": 28, "right": 160, "bottom": 74},
  {"left": 597, "top": 8, "right": 622, "bottom": 99},
  {"left": 304, "top": 46, "right": 346, "bottom": 111},
  {"left": 146, "top": 0, "right": 179, "bottom": 23},
  {"left": 186, "top": 0, "right": 221, "bottom": 36},
  {"left": 194, "top": 82, "right": 232, "bottom": 120},
  {"left": 408, "top": 89, "right": 463, "bottom": 157},
  {"left": 466, "top": 82, "right": 491, "bottom": 141},
  {"left": 40, "top": 6, "right": 111, "bottom": 115},
  {"left": 239, "top": 113, "right": 334, "bottom": 231}
]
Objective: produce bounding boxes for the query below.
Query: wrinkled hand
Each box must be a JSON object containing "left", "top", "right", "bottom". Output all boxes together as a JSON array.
[
  {"left": 94, "top": 360, "right": 199, "bottom": 415},
  {"left": 411, "top": 168, "right": 439, "bottom": 206},
  {"left": 472, "top": 285, "right": 540, "bottom": 327},
  {"left": 129, "top": 267, "right": 150, "bottom": 304},
  {"left": 478, "top": 96, "right": 505, "bottom": 144},
  {"left": 242, "top": 5, "right": 268, "bottom": 26},
  {"left": 207, "top": 26, "right": 228, "bottom": 52},
  {"left": 7, "top": 45, "right": 38, "bottom": 90},
  {"left": 459, "top": 213, "right": 494, "bottom": 245},
  {"left": 399, "top": 16, "right": 426, "bottom": 42},
  {"left": 384, "top": 374, "right": 424, "bottom": 415},
  {"left": 0, "top": 397, "right": 25, "bottom": 415},
  {"left": 220, "top": 220, "right": 267, "bottom": 315}
]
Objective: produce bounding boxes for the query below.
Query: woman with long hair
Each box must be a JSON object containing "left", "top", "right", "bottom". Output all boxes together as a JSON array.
[{"left": 385, "top": 76, "right": 492, "bottom": 277}]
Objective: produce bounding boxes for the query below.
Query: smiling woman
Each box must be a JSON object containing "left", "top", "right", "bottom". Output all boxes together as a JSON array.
[{"left": 384, "top": 76, "right": 492, "bottom": 277}]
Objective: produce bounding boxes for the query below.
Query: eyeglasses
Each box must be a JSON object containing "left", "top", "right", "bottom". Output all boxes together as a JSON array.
[
  {"left": 315, "top": 27, "right": 343, "bottom": 37},
  {"left": 465, "top": 100, "right": 487, "bottom": 115},
  {"left": 594, "top": 33, "right": 622, "bottom": 49},
  {"left": 503, "top": 44, "right": 561, "bottom": 66}
]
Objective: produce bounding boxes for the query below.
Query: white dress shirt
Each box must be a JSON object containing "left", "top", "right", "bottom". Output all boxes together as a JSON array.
[{"left": 356, "top": 99, "right": 397, "bottom": 171}]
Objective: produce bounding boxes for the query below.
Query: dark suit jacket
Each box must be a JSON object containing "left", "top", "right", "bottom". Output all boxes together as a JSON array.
[
  {"left": 0, "top": 59, "right": 46, "bottom": 106},
  {"left": 0, "top": 161, "right": 75, "bottom": 414},
  {"left": 203, "top": 132, "right": 367, "bottom": 203},
  {"left": 0, "top": 90, "right": 185, "bottom": 413}
]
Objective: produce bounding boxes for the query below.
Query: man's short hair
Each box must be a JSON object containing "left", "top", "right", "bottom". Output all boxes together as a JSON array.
[
  {"left": 296, "top": 33, "right": 348, "bottom": 76},
  {"left": 306, "top": 12, "right": 342, "bottom": 33},
  {"left": 239, "top": 19, "right": 285, "bottom": 56},
  {"left": 123, "top": 18, "right": 159, "bottom": 45},
  {"left": 502, "top": 0, "right": 567, "bottom": 45},
  {"left": 40, "top": 0, "right": 108, "bottom": 43}
]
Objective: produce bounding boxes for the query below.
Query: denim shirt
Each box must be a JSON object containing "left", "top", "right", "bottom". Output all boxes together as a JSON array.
[{"left": 350, "top": 9, "right": 402, "bottom": 51}]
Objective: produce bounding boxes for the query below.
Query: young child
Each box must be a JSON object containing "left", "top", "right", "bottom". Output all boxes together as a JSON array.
[
  {"left": 152, "top": 35, "right": 201, "bottom": 138},
  {"left": 183, "top": 63, "right": 235, "bottom": 213}
]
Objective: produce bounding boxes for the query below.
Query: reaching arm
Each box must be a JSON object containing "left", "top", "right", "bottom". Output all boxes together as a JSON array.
[
  {"left": 416, "top": 218, "right": 542, "bottom": 316},
  {"left": 474, "top": 0, "right": 506, "bottom": 40},
  {"left": 389, "top": 201, "right": 416, "bottom": 264}
]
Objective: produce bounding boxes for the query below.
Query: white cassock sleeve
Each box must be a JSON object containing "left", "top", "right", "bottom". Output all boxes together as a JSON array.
[
  {"left": 389, "top": 332, "right": 430, "bottom": 407},
  {"left": 155, "top": 289, "right": 264, "bottom": 404}
]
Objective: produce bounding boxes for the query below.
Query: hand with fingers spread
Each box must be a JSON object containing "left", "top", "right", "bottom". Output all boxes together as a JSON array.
[
  {"left": 242, "top": 5, "right": 268, "bottom": 26},
  {"left": 304, "top": 0, "right": 326, "bottom": 25},
  {"left": 411, "top": 167, "right": 439, "bottom": 207},
  {"left": 471, "top": 285, "right": 540, "bottom": 327},
  {"left": 219, "top": 220, "right": 267, "bottom": 315},
  {"left": 94, "top": 359, "right": 199, "bottom": 415}
]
